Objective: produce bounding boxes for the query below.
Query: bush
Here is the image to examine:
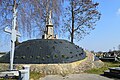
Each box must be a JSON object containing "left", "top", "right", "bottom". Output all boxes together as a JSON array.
[
  {"left": 54, "top": 54, "right": 58, "bottom": 58},
  {"left": 46, "top": 55, "right": 50, "bottom": 58},
  {"left": 21, "top": 56, "right": 25, "bottom": 59},
  {"left": 62, "top": 55, "right": 65, "bottom": 58},
  {"left": 36, "top": 56, "right": 40, "bottom": 59}
]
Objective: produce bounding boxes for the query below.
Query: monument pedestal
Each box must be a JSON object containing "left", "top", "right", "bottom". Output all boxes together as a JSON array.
[{"left": 0, "top": 65, "right": 30, "bottom": 80}]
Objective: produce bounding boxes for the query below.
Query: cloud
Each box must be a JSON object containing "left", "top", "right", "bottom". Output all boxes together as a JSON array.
[{"left": 117, "top": 8, "right": 120, "bottom": 15}]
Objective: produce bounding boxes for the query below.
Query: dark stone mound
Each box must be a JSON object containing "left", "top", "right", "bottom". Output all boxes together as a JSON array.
[{"left": 0, "top": 39, "right": 86, "bottom": 64}]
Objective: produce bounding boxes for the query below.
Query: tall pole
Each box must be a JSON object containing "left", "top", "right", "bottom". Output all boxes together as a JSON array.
[{"left": 10, "top": 0, "right": 17, "bottom": 70}]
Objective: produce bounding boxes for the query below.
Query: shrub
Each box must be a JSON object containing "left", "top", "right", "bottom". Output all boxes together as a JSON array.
[
  {"left": 46, "top": 55, "right": 50, "bottom": 58},
  {"left": 42, "top": 57, "right": 45, "bottom": 61},
  {"left": 15, "top": 56, "right": 19, "bottom": 59},
  {"left": 54, "top": 54, "right": 58, "bottom": 58},
  {"left": 62, "top": 54, "right": 65, "bottom": 58},
  {"left": 66, "top": 56, "right": 69, "bottom": 59},
  {"left": 36, "top": 56, "right": 40, "bottom": 59},
  {"left": 21, "top": 56, "right": 25, "bottom": 59},
  {"left": 30, "top": 56, "right": 33, "bottom": 58},
  {"left": 70, "top": 52, "right": 72, "bottom": 54}
]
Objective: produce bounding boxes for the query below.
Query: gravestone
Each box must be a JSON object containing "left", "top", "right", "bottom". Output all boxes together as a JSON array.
[{"left": 104, "top": 67, "right": 120, "bottom": 78}]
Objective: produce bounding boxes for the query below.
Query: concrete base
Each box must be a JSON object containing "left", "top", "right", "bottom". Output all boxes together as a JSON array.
[
  {"left": 0, "top": 65, "right": 30, "bottom": 80},
  {"left": 0, "top": 70, "right": 19, "bottom": 79}
]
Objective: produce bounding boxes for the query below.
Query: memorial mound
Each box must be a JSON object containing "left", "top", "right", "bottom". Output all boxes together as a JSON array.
[{"left": 0, "top": 39, "right": 86, "bottom": 64}]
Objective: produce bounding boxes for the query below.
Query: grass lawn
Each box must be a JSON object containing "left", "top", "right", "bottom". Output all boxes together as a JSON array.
[
  {"left": 84, "top": 62, "right": 120, "bottom": 74},
  {"left": 30, "top": 72, "right": 46, "bottom": 80}
]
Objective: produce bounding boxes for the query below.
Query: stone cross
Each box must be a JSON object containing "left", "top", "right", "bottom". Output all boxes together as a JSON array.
[
  {"left": 4, "top": 4, "right": 21, "bottom": 70},
  {"left": 48, "top": 10, "right": 53, "bottom": 25}
]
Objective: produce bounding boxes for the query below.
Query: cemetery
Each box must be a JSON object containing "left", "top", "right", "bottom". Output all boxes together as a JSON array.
[
  {"left": 0, "top": 2, "right": 96, "bottom": 79},
  {"left": 96, "top": 51, "right": 120, "bottom": 62},
  {"left": 0, "top": 4, "right": 104, "bottom": 80},
  {"left": 0, "top": 0, "right": 120, "bottom": 80},
  {"left": 104, "top": 67, "right": 120, "bottom": 78},
  {"left": 0, "top": 5, "right": 99, "bottom": 79}
]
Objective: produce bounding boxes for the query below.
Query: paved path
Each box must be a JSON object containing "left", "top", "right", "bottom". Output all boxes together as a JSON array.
[{"left": 40, "top": 73, "right": 118, "bottom": 80}]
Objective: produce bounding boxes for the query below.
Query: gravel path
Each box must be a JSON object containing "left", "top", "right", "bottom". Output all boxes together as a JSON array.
[{"left": 40, "top": 73, "right": 118, "bottom": 80}]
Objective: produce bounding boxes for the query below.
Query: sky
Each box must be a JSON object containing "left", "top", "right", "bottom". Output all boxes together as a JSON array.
[
  {"left": 0, "top": 0, "right": 120, "bottom": 52},
  {"left": 76, "top": 0, "right": 120, "bottom": 52}
]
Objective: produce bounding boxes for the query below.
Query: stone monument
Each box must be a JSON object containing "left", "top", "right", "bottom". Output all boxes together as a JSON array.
[{"left": 42, "top": 10, "right": 57, "bottom": 39}]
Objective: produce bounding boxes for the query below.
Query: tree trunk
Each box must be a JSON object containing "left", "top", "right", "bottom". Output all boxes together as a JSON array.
[
  {"left": 71, "top": 31, "right": 74, "bottom": 43},
  {"left": 71, "top": 1, "right": 74, "bottom": 43}
]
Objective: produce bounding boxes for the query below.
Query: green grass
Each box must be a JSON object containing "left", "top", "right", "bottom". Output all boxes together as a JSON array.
[
  {"left": 30, "top": 71, "right": 46, "bottom": 80},
  {"left": 84, "top": 62, "right": 120, "bottom": 74}
]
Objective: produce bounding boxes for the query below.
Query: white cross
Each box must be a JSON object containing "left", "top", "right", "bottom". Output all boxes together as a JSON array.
[
  {"left": 4, "top": 27, "right": 21, "bottom": 70},
  {"left": 5, "top": 27, "right": 21, "bottom": 42},
  {"left": 4, "top": 4, "right": 21, "bottom": 70}
]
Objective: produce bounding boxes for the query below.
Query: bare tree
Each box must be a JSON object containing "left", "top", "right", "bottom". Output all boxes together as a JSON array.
[
  {"left": 0, "top": 0, "right": 64, "bottom": 40},
  {"left": 62, "top": 0, "right": 101, "bottom": 43},
  {"left": 0, "top": 0, "right": 64, "bottom": 50},
  {"left": 0, "top": 0, "right": 39, "bottom": 38},
  {"left": 35, "top": 0, "right": 64, "bottom": 34}
]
